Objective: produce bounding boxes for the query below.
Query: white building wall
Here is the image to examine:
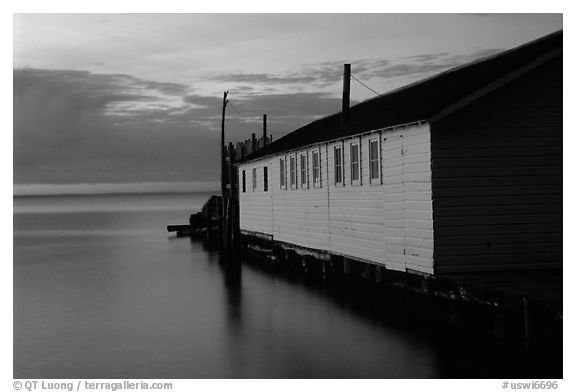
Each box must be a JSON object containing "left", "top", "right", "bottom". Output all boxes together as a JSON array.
[
  {"left": 238, "top": 160, "right": 273, "bottom": 235},
  {"left": 271, "top": 148, "right": 331, "bottom": 250},
  {"left": 238, "top": 122, "right": 434, "bottom": 275}
]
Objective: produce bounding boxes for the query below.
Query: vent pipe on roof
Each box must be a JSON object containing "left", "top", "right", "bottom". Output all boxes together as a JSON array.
[{"left": 342, "top": 64, "right": 351, "bottom": 125}]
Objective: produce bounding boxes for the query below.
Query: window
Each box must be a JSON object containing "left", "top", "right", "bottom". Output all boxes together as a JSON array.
[
  {"left": 279, "top": 158, "right": 286, "bottom": 189},
  {"left": 242, "top": 170, "right": 246, "bottom": 193},
  {"left": 312, "top": 150, "right": 320, "bottom": 186},
  {"left": 289, "top": 155, "right": 296, "bottom": 188},
  {"left": 334, "top": 146, "right": 343, "bottom": 185},
  {"left": 300, "top": 153, "right": 307, "bottom": 187},
  {"left": 252, "top": 168, "right": 257, "bottom": 191},
  {"left": 369, "top": 139, "right": 380, "bottom": 182},
  {"left": 263, "top": 167, "right": 268, "bottom": 192},
  {"left": 350, "top": 143, "right": 360, "bottom": 184}
]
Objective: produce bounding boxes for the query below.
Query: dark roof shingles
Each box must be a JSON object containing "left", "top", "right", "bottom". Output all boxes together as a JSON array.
[{"left": 240, "top": 30, "right": 562, "bottom": 162}]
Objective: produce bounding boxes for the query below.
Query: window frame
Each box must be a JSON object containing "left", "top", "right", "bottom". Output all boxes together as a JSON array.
[
  {"left": 334, "top": 145, "right": 343, "bottom": 186},
  {"left": 300, "top": 152, "right": 308, "bottom": 189},
  {"left": 263, "top": 166, "right": 268, "bottom": 192},
  {"left": 242, "top": 170, "right": 246, "bottom": 193},
  {"left": 289, "top": 154, "right": 297, "bottom": 189},
  {"left": 312, "top": 149, "right": 321, "bottom": 188},
  {"left": 279, "top": 157, "right": 286, "bottom": 189},
  {"left": 252, "top": 167, "right": 257, "bottom": 191},
  {"left": 350, "top": 142, "right": 360, "bottom": 185},
  {"left": 369, "top": 138, "right": 381, "bottom": 184}
]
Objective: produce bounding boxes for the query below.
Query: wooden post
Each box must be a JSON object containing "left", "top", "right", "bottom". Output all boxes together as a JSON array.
[
  {"left": 227, "top": 141, "right": 234, "bottom": 220},
  {"left": 223, "top": 196, "right": 230, "bottom": 247},
  {"left": 375, "top": 265, "right": 383, "bottom": 284},
  {"left": 221, "top": 91, "right": 229, "bottom": 199},
  {"left": 342, "top": 64, "right": 351, "bottom": 125},
  {"left": 263, "top": 114, "right": 268, "bottom": 145},
  {"left": 228, "top": 142, "right": 234, "bottom": 189},
  {"left": 448, "top": 291, "right": 461, "bottom": 325}
]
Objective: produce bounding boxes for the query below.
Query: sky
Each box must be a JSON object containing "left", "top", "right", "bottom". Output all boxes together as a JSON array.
[{"left": 13, "top": 13, "right": 563, "bottom": 193}]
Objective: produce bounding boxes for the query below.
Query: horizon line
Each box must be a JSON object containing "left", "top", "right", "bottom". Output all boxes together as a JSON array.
[{"left": 13, "top": 181, "right": 221, "bottom": 196}]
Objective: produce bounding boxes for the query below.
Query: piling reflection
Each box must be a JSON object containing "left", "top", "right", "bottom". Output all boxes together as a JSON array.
[
  {"left": 218, "top": 247, "right": 243, "bottom": 329},
  {"left": 193, "top": 234, "right": 245, "bottom": 335}
]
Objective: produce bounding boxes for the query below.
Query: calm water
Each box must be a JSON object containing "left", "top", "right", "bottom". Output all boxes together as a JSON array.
[{"left": 14, "top": 193, "right": 560, "bottom": 378}]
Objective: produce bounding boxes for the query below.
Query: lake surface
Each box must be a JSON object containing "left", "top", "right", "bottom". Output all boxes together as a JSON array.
[{"left": 13, "top": 193, "right": 561, "bottom": 378}]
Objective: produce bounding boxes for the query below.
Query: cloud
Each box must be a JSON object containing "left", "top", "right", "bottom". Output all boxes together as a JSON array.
[
  {"left": 402, "top": 53, "right": 452, "bottom": 62},
  {"left": 138, "top": 79, "right": 192, "bottom": 96},
  {"left": 299, "top": 59, "right": 391, "bottom": 83},
  {"left": 206, "top": 59, "right": 391, "bottom": 89},
  {"left": 370, "top": 63, "right": 451, "bottom": 78},
  {"left": 202, "top": 48, "right": 502, "bottom": 96},
  {"left": 182, "top": 94, "right": 223, "bottom": 108},
  {"left": 209, "top": 72, "right": 317, "bottom": 85},
  {"left": 444, "top": 48, "right": 505, "bottom": 64},
  {"left": 353, "top": 49, "right": 502, "bottom": 81},
  {"left": 13, "top": 68, "right": 219, "bottom": 184},
  {"left": 232, "top": 86, "right": 254, "bottom": 92},
  {"left": 13, "top": 68, "right": 347, "bottom": 185}
]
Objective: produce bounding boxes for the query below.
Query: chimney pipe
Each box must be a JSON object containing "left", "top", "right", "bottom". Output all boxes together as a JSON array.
[{"left": 342, "top": 64, "right": 351, "bottom": 125}]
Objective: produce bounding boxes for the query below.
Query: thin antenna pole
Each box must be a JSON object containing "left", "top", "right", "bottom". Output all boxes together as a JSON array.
[
  {"left": 221, "top": 91, "right": 229, "bottom": 198},
  {"left": 263, "top": 114, "right": 268, "bottom": 145}
]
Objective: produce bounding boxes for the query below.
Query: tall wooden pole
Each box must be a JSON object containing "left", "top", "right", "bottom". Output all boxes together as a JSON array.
[
  {"left": 221, "top": 91, "right": 229, "bottom": 199},
  {"left": 263, "top": 114, "right": 268, "bottom": 145}
]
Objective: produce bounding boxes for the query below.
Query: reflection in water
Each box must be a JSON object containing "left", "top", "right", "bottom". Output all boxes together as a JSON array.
[
  {"left": 211, "top": 240, "right": 561, "bottom": 379},
  {"left": 218, "top": 247, "right": 243, "bottom": 337},
  {"left": 13, "top": 193, "right": 561, "bottom": 379}
]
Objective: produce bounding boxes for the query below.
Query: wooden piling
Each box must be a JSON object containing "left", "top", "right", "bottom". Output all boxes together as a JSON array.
[
  {"left": 448, "top": 291, "right": 461, "bottom": 325},
  {"left": 220, "top": 91, "right": 228, "bottom": 201},
  {"left": 263, "top": 114, "right": 268, "bottom": 145},
  {"left": 374, "top": 266, "right": 383, "bottom": 284}
]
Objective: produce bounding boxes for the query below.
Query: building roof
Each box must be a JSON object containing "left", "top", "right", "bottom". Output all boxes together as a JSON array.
[{"left": 239, "top": 30, "right": 562, "bottom": 163}]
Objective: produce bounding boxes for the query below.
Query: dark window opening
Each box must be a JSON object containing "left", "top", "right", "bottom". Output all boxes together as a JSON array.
[
  {"left": 334, "top": 146, "right": 343, "bottom": 184},
  {"left": 350, "top": 143, "right": 360, "bottom": 183},
  {"left": 369, "top": 139, "right": 380, "bottom": 182},
  {"left": 280, "top": 158, "right": 285, "bottom": 188}
]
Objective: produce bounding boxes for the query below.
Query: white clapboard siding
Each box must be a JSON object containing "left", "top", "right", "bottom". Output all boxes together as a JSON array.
[
  {"left": 238, "top": 122, "right": 434, "bottom": 275},
  {"left": 268, "top": 148, "right": 331, "bottom": 250},
  {"left": 238, "top": 160, "right": 274, "bottom": 235}
]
